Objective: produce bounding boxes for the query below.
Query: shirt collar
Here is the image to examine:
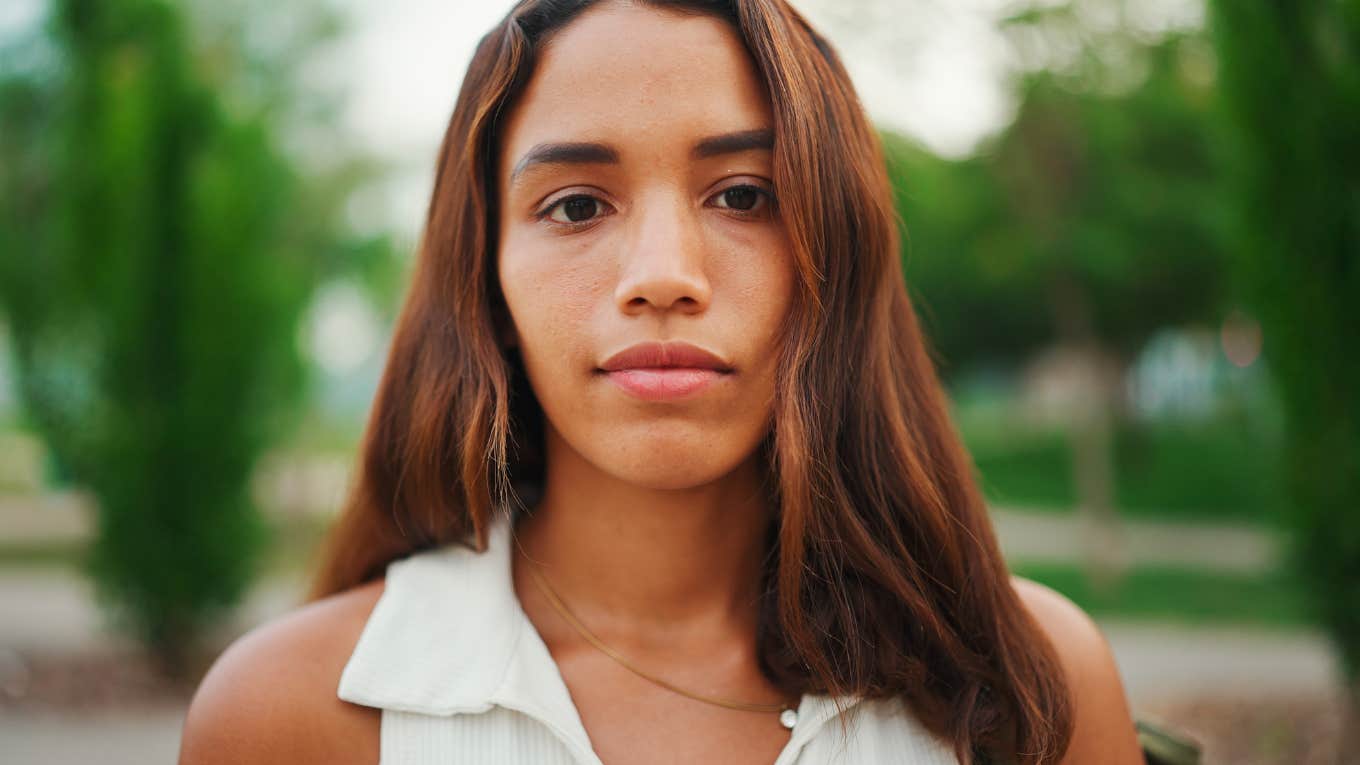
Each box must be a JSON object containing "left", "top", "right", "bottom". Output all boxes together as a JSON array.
[{"left": 337, "top": 512, "right": 860, "bottom": 761}]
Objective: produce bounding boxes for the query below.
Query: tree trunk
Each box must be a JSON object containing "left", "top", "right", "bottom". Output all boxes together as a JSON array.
[
  {"left": 1341, "top": 677, "right": 1360, "bottom": 763},
  {"left": 1050, "top": 272, "right": 1126, "bottom": 593},
  {"left": 1068, "top": 366, "right": 1125, "bottom": 594}
]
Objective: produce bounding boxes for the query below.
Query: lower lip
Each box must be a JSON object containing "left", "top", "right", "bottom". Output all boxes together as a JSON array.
[{"left": 602, "top": 368, "right": 729, "bottom": 400}]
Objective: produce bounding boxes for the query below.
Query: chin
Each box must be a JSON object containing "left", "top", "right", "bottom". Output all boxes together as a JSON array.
[
  {"left": 613, "top": 465, "right": 735, "bottom": 492},
  {"left": 598, "top": 435, "right": 753, "bottom": 490}
]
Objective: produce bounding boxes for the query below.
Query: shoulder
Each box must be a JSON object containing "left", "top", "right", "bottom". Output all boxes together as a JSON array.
[
  {"left": 178, "top": 578, "right": 387, "bottom": 765},
  {"left": 1009, "top": 575, "right": 1142, "bottom": 765}
]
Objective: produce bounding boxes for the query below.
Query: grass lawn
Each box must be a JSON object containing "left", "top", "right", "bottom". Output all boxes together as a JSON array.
[
  {"left": 1013, "top": 562, "right": 1311, "bottom": 629},
  {"left": 961, "top": 415, "right": 1288, "bottom": 526}
]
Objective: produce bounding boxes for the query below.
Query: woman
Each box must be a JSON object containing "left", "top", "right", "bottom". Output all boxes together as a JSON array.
[{"left": 179, "top": 1, "right": 1141, "bottom": 763}]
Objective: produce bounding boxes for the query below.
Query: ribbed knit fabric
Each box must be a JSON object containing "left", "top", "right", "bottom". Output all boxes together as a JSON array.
[{"left": 337, "top": 516, "right": 959, "bottom": 764}]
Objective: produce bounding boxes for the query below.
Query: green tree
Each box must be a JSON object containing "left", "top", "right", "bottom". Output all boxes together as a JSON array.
[
  {"left": 1209, "top": 0, "right": 1360, "bottom": 750},
  {"left": 0, "top": 0, "right": 394, "bottom": 673},
  {"left": 886, "top": 16, "right": 1229, "bottom": 586},
  {"left": 890, "top": 16, "right": 1227, "bottom": 379}
]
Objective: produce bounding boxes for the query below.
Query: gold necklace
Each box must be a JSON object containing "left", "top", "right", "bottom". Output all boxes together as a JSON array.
[{"left": 516, "top": 542, "right": 800, "bottom": 730}]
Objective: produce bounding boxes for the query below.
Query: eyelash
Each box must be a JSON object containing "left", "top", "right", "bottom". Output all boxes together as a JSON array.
[{"left": 533, "top": 184, "right": 776, "bottom": 231}]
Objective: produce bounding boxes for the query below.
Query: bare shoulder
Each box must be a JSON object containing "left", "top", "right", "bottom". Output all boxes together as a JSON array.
[
  {"left": 1010, "top": 575, "right": 1104, "bottom": 647},
  {"left": 1009, "top": 575, "right": 1142, "bottom": 764},
  {"left": 178, "top": 578, "right": 387, "bottom": 765}
]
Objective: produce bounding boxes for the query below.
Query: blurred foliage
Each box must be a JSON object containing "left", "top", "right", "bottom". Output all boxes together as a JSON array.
[
  {"left": 965, "top": 414, "right": 1287, "bottom": 524},
  {"left": 887, "top": 24, "right": 1230, "bottom": 376},
  {"left": 883, "top": 3, "right": 1240, "bottom": 593},
  {"left": 1209, "top": 0, "right": 1360, "bottom": 692},
  {"left": 0, "top": 0, "right": 397, "bottom": 672}
]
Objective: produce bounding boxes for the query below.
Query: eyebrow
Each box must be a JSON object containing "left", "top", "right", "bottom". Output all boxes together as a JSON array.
[
  {"left": 692, "top": 128, "right": 774, "bottom": 159},
  {"left": 508, "top": 128, "right": 774, "bottom": 185}
]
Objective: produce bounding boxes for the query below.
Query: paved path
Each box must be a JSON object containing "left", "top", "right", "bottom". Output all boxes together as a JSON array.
[
  {"left": 1099, "top": 620, "right": 1339, "bottom": 704},
  {"left": 990, "top": 507, "right": 1281, "bottom": 573},
  {"left": 2, "top": 706, "right": 186, "bottom": 765},
  {"left": 0, "top": 491, "right": 92, "bottom": 545}
]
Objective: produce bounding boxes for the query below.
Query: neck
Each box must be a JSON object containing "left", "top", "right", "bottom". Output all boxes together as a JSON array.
[{"left": 512, "top": 426, "right": 774, "bottom": 644}]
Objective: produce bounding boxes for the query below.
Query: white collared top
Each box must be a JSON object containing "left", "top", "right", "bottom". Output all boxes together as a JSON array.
[{"left": 337, "top": 515, "right": 959, "bottom": 764}]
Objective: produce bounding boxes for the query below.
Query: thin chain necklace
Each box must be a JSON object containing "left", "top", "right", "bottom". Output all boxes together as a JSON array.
[{"left": 515, "top": 540, "right": 800, "bottom": 730}]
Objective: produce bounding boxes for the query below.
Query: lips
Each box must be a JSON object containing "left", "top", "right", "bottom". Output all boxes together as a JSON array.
[
  {"left": 598, "top": 341, "right": 734, "bottom": 373},
  {"left": 597, "top": 341, "right": 733, "bottom": 401}
]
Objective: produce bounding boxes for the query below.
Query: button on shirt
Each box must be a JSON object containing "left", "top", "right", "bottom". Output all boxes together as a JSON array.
[{"left": 337, "top": 516, "right": 959, "bottom": 764}]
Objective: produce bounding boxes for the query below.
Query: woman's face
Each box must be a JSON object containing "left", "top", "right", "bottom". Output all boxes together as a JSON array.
[{"left": 496, "top": 3, "right": 794, "bottom": 491}]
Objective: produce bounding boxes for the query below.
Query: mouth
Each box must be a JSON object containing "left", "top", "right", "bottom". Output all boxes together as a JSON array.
[
  {"left": 596, "top": 341, "right": 734, "bottom": 400},
  {"left": 598, "top": 367, "right": 730, "bottom": 400},
  {"left": 598, "top": 340, "right": 734, "bottom": 374}
]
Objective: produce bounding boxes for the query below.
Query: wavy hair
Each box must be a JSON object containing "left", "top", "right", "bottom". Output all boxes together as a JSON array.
[{"left": 306, "top": 1, "right": 1073, "bottom": 761}]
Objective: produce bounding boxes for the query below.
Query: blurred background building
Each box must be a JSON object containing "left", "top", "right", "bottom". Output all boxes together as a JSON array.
[{"left": 1, "top": 0, "right": 1355, "bottom": 762}]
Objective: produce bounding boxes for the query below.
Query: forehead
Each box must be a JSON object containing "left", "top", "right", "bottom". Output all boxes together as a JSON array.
[{"left": 498, "top": 3, "right": 772, "bottom": 175}]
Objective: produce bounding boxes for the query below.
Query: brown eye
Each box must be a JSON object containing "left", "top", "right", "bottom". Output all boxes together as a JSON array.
[
  {"left": 547, "top": 195, "right": 602, "bottom": 224},
  {"left": 722, "top": 187, "right": 759, "bottom": 210},
  {"left": 712, "top": 184, "right": 771, "bottom": 214}
]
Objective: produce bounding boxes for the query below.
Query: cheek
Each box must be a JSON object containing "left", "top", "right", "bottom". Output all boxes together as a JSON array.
[
  {"left": 717, "top": 231, "right": 795, "bottom": 347},
  {"left": 499, "top": 241, "right": 603, "bottom": 377}
]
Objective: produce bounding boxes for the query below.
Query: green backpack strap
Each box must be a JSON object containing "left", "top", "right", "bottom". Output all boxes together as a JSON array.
[{"left": 1136, "top": 717, "right": 1202, "bottom": 765}]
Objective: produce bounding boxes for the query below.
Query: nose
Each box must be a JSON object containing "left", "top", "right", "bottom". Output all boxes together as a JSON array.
[{"left": 613, "top": 191, "right": 712, "bottom": 316}]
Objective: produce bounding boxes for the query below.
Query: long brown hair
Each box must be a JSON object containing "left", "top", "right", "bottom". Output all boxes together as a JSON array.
[{"left": 306, "top": 1, "right": 1073, "bottom": 761}]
